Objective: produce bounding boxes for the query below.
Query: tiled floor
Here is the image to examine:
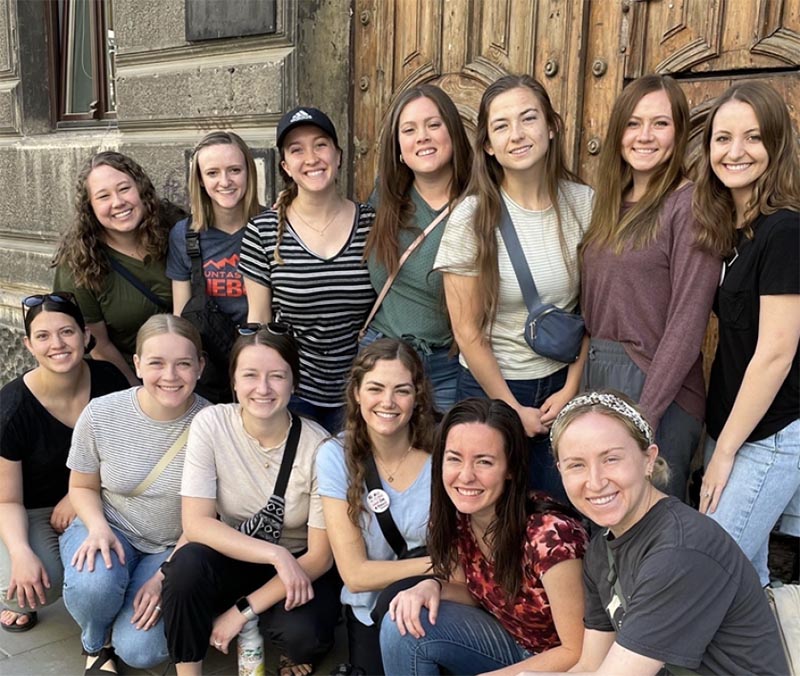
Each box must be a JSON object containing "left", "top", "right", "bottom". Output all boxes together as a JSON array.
[{"left": 0, "top": 599, "right": 347, "bottom": 675}]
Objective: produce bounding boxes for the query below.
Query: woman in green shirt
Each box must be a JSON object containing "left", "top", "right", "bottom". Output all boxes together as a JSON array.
[
  {"left": 53, "top": 152, "right": 178, "bottom": 384},
  {"left": 363, "top": 85, "right": 472, "bottom": 412}
]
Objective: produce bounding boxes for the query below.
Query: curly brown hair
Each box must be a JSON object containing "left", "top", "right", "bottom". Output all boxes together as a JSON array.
[
  {"left": 51, "top": 151, "right": 170, "bottom": 292},
  {"left": 342, "top": 338, "right": 436, "bottom": 527}
]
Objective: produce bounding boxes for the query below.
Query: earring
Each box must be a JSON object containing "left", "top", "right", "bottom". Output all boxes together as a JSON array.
[{"left": 399, "top": 155, "right": 405, "bottom": 164}]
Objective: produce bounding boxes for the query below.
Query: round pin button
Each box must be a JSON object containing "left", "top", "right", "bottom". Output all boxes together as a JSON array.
[{"left": 367, "top": 488, "right": 390, "bottom": 513}]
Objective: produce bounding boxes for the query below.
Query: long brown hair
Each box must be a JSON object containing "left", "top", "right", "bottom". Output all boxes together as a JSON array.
[
  {"left": 342, "top": 338, "right": 436, "bottom": 527},
  {"left": 466, "top": 75, "right": 582, "bottom": 333},
  {"left": 188, "top": 131, "right": 262, "bottom": 232},
  {"left": 366, "top": 85, "right": 473, "bottom": 274},
  {"left": 693, "top": 81, "right": 800, "bottom": 255},
  {"left": 429, "top": 398, "right": 576, "bottom": 600},
  {"left": 52, "top": 151, "right": 169, "bottom": 292},
  {"left": 580, "top": 74, "right": 693, "bottom": 256}
]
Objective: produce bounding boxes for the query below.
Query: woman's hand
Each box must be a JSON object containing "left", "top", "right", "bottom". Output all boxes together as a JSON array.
[
  {"left": 516, "top": 405, "right": 548, "bottom": 437},
  {"left": 388, "top": 578, "right": 441, "bottom": 639},
  {"left": 210, "top": 606, "right": 248, "bottom": 654},
  {"left": 540, "top": 387, "right": 576, "bottom": 427},
  {"left": 49, "top": 495, "right": 77, "bottom": 534},
  {"left": 7, "top": 549, "right": 50, "bottom": 610},
  {"left": 273, "top": 547, "right": 313, "bottom": 610},
  {"left": 71, "top": 525, "right": 126, "bottom": 572},
  {"left": 131, "top": 569, "right": 164, "bottom": 630},
  {"left": 700, "top": 449, "right": 736, "bottom": 515}
]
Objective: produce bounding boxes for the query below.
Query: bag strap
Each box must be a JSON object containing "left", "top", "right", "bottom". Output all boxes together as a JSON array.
[
  {"left": 108, "top": 256, "right": 170, "bottom": 310},
  {"left": 363, "top": 453, "right": 409, "bottom": 558},
  {"left": 361, "top": 207, "right": 450, "bottom": 335},
  {"left": 128, "top": 427, "right": 189, "bottom": 498},
  {"left": 272, "top": 415, "right": 302, "bottom": 499},
  {"left": 183, "top": 217, "right": 207, "bottom": 303},
  {"left": 496, "top": 198, "right": 543, "bottom": 313},
  {"left": 605, "top": 538, "right": 701, "bottom": 676}
]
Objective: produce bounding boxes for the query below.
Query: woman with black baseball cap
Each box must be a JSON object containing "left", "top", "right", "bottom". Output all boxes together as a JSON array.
[{"left": 240, "top": 107, "right": 376, "bottom": 433}]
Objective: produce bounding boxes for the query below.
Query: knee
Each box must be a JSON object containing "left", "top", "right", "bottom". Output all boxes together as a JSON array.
[
  {"left": 63, "top": 561, "right": 127, "bottom": 605},
  {"left": 379, "top": 614, "right": 413, "bottom": 658},
  {"left": 113, "top": 621, "right": 169, "bottom": 669},
  {"left": 162, "top": 543, "right": 214, "bottom": 599}
]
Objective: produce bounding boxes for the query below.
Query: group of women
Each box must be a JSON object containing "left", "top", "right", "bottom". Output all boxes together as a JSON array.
[{"left": 0, "top": 70, "right": 796, "bottom": 676}]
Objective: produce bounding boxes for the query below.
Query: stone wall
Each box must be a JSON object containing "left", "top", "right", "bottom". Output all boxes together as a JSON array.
[{"left": 0, "top": 0, "right": 352, "bottom": 385}]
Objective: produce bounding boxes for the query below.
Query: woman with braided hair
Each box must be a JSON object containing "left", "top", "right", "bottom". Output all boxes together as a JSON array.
[{"left": 239, "top": 107, "right": 376, "bottom": 432}]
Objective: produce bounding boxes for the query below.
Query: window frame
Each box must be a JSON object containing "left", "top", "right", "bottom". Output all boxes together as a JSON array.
[{"left": 45, "top": 0, "right": 116, "bottom": 126}]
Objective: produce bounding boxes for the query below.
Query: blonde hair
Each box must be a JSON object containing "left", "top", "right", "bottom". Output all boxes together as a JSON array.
[
  {"left": 135, "top": 314, "right": 203, "bottom": 359},
  {"left": 188, "top": 131, "right": 261, "bottom": 232},
  {"left": 550, "top": 390, "right": 670, "bottom": 488}
]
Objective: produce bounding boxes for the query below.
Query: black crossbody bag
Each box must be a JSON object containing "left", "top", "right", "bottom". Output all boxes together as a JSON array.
[
  {"left": 180, "top": 223, "right": 238, "bottom": 402},
  {"left": 238, "top": 416, "right": 302, "bottom": 544}
]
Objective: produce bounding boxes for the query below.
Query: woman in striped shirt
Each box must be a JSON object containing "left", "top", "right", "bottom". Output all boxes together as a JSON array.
[
  {"left": 59, "top": 315, "right": 208, "bottom": 674},
  {"left": 240, "top": 107, "right": 376, "bottom": 432}
]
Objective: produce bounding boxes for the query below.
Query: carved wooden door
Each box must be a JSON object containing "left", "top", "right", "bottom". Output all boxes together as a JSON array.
[{"left": 353, "top": 0, "right": 799, "bottom": 194}]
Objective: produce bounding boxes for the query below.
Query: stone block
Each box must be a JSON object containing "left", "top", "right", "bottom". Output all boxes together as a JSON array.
[
  {"left": 0, "top": 82, "right": 18, "bottom": 134},
  {"left": 116, "top": 61, "right": 283, "bottom": 122},
  {"left": 0, "top": 2, "right": 11, "bottom": 73},
  {"left": 113, "top": 0, "right": 186, "bottom": 54}
]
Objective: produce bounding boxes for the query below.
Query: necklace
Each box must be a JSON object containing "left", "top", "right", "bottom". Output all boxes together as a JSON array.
[
  {"left": 290, "top": 204, "right": 341, "bottom": 236},
  {"left": 374, "top": 444, "right": 413, "bottom": 483}
]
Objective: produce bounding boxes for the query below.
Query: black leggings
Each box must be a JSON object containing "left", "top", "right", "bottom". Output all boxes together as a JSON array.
[{"left": 161, "top": 542, "right": 341, "bottom": 665}]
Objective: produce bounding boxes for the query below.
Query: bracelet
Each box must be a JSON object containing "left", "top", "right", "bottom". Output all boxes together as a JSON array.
[{"left": 424, "top": 575, "right": 443, "bottom": 590}]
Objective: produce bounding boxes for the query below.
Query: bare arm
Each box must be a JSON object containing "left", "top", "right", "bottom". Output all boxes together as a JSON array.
[
  {"left": 444, "top": 272, "right": 546, "bottom": 436},
  {"left": 68, "top": 469, "right": 126, "bottom": 571},
  {"left": 86, "top": 321, "right": 138, "bottom": 385},
  {"left": 703, "top": 293, "right": 800, "bottom": 513},
  {"left": 320, "top": 495, "right": 432, "bottom": 593},
  {"left": 243, "top": 277, "right": 272, "bottom": 324},
  {"left": 488, "top": 559, "right": 585, "bottom": 676},
  {"left": 172, "top": 280, "right": 192, "bottom": 316},
  {"left": 541, "top": 336, "right": 590, "bottom": 426},
  {"left": 518, "top": 628, "right": 616, "bottom": 675},
  {"left": 0, "top": 458, "right": 50, "bottom": 609}
]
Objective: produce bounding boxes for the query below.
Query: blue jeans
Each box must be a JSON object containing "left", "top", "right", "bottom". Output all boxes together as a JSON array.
[
  {"left": 59, "top": 519, "right": 171, "bottom": 668},
  {"left": 289, "top": 395, "right": 344, "bottom": 434},
  {"left": 360, "top": 327, "right": 459, "bottom": 413},
  {"left": 380, "top": 601, "right": 530, "bottom": 675},
  {"left": 456, "top": 366, "right": 568, "bottom": 503},
  {"left": 704, "top": 418, "right": 800, "bottom": 586}
]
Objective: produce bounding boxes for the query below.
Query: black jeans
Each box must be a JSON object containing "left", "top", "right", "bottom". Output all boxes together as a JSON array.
[
  {"left": 161, "top": 542, "right": 341, "bottom": 664},
  {"left": 345, "top": 605, "right": 384, "bottom": 675}
]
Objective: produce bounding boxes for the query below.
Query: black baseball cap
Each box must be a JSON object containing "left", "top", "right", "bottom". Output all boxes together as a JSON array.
[{"left": 276, "top": 106, "right": 339, "bottom": 149}]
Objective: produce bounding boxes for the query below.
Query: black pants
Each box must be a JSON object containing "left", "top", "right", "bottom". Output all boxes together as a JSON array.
[
  {"left": 161, "top": 542, "right": 341, "bottom": 664},
  {"left": 346, "top": 605, "right": 384, "bottom": 676}
]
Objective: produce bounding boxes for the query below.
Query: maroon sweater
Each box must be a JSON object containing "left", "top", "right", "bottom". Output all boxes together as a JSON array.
[{"left": 581, "top": 182, "right": 721, "bottom": 429}]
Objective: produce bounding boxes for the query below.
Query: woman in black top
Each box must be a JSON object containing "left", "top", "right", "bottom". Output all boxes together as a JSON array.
[{"left": 0, "top": 293, "right": 127, "bottom": 632}]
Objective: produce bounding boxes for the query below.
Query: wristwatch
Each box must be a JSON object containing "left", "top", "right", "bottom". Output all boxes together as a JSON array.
[{"left": 235, "top": 596, "right": 257, "bottom": 621}]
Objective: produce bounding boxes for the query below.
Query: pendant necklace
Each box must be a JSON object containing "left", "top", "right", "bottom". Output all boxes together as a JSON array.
[
  {"left": 375, "top": 444, "right": 413, "bottom": 483},
  {"left": 291, "top": 204, "right": 340, "bottom": 236}
]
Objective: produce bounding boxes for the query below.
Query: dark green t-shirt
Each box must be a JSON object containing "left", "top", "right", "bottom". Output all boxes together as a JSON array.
[
  {"left": 367, "top": 187, "right": 453, "bottom": 350},
  {"left": 54, "top": 247, "right": 171, "bottom": 367}
]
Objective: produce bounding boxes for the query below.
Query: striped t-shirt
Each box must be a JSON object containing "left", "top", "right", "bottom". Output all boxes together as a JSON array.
[
  {"left": 239, "top": 204, "right": 376, "bottom": 406},
  {"left": 67, "top": 388, "right": 209, "bottom": 553},
  {"left": 435, "top": 181, "right": 594, "bottom": 380}
]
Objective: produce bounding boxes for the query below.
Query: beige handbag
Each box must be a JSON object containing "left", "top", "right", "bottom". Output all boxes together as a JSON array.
[{"left": 767, "top": 582, "right": 800, "bottom": 675}]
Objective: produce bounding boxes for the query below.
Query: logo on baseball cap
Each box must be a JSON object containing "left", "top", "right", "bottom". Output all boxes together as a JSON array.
[{"left": 276, "top": 106, "right": 339, "bottom": 149}]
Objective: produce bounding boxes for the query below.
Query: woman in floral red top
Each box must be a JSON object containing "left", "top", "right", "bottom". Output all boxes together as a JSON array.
[{"left": 380, "top": 398, "right": 587, "bottom": 675}]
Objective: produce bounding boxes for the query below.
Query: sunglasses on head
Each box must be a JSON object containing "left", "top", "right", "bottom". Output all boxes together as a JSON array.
[
  {"left": 22, "top": 292, "right": 78, "bottom": 316},
  {"left": 237, "top": 321, "right": 293, "bottom": 337}
]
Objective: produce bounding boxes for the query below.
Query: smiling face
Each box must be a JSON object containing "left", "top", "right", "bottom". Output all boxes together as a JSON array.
[
  {"left": 280, "top": 125, "right": 341, "bottom": 194},
  {"left": 233, "top": 344, "right": 294, "bottom": 426},
  {"left": 556, "top": 411, "right": 658, "bottom": 537},
  {"left": 356, "top": 358, "right": 415, "bottom": 442},
  {"left": 442, "top": 422, "right": 509, "bottom": 527},
  {"left": 134, "top": 333, "right": 202, "bottom": 419},
  {"left": 710, "top": 99, "right": 770, "bottom": 206},
  {"left": 397, "top": 96, "right": 454, "bottom": 181},
  {"left": 86, "top": 164, "right": 145, "bottom": 238},
  {"left": 24, "top": 310, "right": 89, "bottom": 374},
  {"left": 620, "top": 89, "right": 676, "bottom": 185},
  {"left": 197, "top": 143, "right": 248, "bottom": 216},
  {"left": 485, "top": 86, "right": 553, "bottom": 177}
]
